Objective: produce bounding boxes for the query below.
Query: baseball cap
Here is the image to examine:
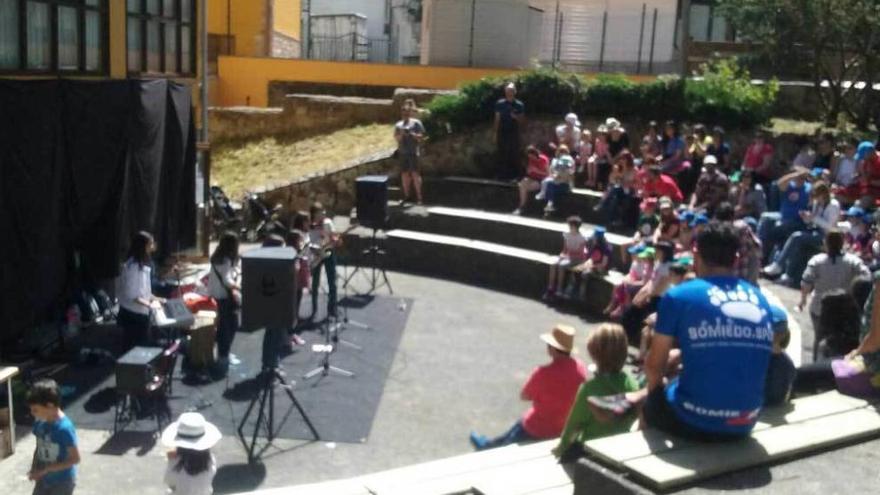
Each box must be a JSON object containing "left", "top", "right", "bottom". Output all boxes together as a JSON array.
[
  {"left": 704, "top": 155, "right": 718, "bottom": 165},
  {"left": 846, "top": 206, "right": 866, "bottom": 217},
  {"left": 690, "top": 213, "right": 709, "bottom": 228}
]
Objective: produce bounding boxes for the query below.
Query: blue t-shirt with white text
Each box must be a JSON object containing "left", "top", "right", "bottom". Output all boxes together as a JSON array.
[
  {"left": 656, "top": 277, "right": 776, "bottom": 435},
  {"left": 32, "top": 415, "right": 77, "bottom": 484}
]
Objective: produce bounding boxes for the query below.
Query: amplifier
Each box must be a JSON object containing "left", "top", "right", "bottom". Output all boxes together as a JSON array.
[{"left": 115, "top": 346, "right": 163, "bottom": 395}]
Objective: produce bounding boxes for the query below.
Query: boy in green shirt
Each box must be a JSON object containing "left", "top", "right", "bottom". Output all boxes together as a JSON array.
[{"left": 553, "top": 323, "right": 639, "bottom": 462}]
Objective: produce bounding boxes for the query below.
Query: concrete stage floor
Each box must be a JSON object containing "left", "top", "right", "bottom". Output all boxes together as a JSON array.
[{"left": 0, "top": 272, "right": 875, "bottom": 495}]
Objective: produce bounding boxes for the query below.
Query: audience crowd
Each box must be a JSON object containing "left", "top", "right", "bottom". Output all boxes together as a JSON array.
[{"left": 475, "top": 84, "right": 880, "bottom": 461}]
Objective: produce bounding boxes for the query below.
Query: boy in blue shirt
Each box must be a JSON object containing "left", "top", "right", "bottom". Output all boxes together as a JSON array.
[
  {"left": 758, "top": 167, "right": 811, "bottom": 263},
  {"left": 26, "top": 379, "right": 80, "bottom": 495},
  {"left": 630, "top": 221, "right": 784, "bottom": 440}
]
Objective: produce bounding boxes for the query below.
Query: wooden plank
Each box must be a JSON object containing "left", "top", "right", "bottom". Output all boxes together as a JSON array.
[
  {"left": 0, "top": 367, "right": 19, "bottom": 383},
  {"left": 471, "top": 455, "right": 572, "bottom": 495},
  {"left": 623, "top": 407, "right": 880, "bottom": 490},
  {"left": 584, "top": 391, "right": 871, "bottom": 467}
]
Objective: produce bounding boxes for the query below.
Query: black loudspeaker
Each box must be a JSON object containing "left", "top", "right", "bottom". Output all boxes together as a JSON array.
[
  {"left": 116, "top": 346, "right": 164, "bottom": 395},
  {"left": 356, "top": 175, "right": 389, "bottom": 229},
  {"left": 241, "top": 247, "right": 297, "bottom": 332}
]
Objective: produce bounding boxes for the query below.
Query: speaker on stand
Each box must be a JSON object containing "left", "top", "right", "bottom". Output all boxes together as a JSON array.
[{"left": 345, "top": 175, "right": 393, "bottom": 295}]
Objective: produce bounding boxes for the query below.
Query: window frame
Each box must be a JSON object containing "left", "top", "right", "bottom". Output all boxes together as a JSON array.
[
  {"left": 126, "top": 0, "right": 196, "bottom": 78},
  {"left": 0, "top": 0, "right": 109, "bottom": 75}
]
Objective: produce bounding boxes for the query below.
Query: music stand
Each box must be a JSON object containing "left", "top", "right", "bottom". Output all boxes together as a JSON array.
[
  {"left": 303, "top": 316, "right": 356, "bottom": 381},
  {"left": 237, "top": 367, "right": 319, "bottom": 463},
  {"left": 343, "top": 228, "right": 393, "bottom": 295}
]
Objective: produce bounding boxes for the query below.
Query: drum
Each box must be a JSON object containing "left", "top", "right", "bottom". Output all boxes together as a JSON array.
[{"left": 187, "top": 314, "right": 216, "bottom": 369}]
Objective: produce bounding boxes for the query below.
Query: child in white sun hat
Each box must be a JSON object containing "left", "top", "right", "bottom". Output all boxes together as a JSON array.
[{"left": 162, "top": 412, "right": 222, "bottom": 495}]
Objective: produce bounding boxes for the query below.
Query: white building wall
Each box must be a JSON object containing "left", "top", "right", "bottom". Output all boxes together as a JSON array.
[
  {"left": 310, "top": 0, "right": 387, "bottom": 39},
  {"left": 421, "top": 0, "right": 540, "bottom": 68},
  {"left": 531, "top": 0, "right": 678, "bottom": 69}
]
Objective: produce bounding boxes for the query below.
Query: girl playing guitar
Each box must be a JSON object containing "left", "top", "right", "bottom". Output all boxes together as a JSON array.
[{"left": 307, "top": 202, "right": 341, "bottom": 320}]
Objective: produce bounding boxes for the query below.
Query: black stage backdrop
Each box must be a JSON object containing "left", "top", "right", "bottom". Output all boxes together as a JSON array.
[{"left": 0, "top": 79, "right": 196, "bottom": 345}]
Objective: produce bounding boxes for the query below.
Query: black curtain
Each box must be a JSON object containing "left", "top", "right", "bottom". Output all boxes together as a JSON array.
[{"left": 0, "top": 79, "right": 197, "bottom": 346}]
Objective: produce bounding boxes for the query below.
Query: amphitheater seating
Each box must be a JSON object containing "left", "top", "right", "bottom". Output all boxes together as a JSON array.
[
  {"left": 341, "top": 218, "right": 625, "bottom": 316},
  {"left": 389, "top": 205, "right": 631, "bottom": 271},
  {"left": 423, "top": 176, "right": 606, "bottom": 225},
  {"left": 242, "top": 392, "right": 879, "bottom": 495}
]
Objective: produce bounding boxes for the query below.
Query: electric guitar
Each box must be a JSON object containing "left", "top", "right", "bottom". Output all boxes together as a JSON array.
[{"left": 308, "top": 224, "right": 357, "bottom": 269}]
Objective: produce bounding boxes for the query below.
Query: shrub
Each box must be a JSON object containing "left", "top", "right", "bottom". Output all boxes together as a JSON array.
[
  {"left": 423, "top": 59, "right": 777, "bottom": 138},
  {"left": 684, "top": 58, "right": 779, "bottom": 129}
]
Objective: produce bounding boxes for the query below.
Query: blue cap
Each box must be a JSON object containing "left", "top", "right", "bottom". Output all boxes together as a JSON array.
[
  {"left": 846, "top": 206, "right": 866, "bottom": 217},
  {"left": 678, "top": 210, "right": 695, "bottom": 223},
  {"left": 857, "top": 141, "right": 876, "bottom": 161},
  {"left": 627, "top": 244, "right": 645, "bottom": 255},
  {"left": 810, "top": 167, "right": 825, "bottom": 178},
  {"left": 690, "top": 213, "right": 709, "bottom": 228},
  {"left": 593, "top": 226, "right": 606, "bottom": 237}
]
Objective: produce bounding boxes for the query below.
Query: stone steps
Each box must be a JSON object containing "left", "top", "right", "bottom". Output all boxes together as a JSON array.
[
  {"left": 389, "top": 204, "right": 632, "bottom": 272},
  {"left": 422, "top": 176, "right": 607, "bottom": 226},
  {"left": 341, "top": 224, "right": 623, "bottom": 316}
]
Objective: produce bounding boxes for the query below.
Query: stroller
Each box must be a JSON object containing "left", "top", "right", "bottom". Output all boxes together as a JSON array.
[{"left": 210, "top": 186, "right": 242, "bottom": 237}]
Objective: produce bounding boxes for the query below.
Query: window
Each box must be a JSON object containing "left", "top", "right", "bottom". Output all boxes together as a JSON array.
[
  {"left": 127, "top": 0, "right": 195, "bottom": 76},
  {"left": 0, "top": 0, "right": 107, "bottom": 73}
]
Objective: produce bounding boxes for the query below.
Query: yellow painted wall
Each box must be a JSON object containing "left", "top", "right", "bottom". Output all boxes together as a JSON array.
[
  {"left": 207, "top": 0, "right": 230, "bottom": 33},
  {"left": 273, "top": 0, "right": 300, "bottom": 40},
  {"left": 208, "top": 0, "right": 269, "bottom": 57},
  {"left": 216, "top": 56, "right": 657, "bottom": 108}
]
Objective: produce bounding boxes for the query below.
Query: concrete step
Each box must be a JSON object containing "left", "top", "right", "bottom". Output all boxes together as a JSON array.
[
  {"left": 389, "top": 205, "right": 632, "bottom": 273},
  {"left": 422, "top": 176, "right": 607, "bottom": 226},
  {"left": 342, "top": 225, "right": 623, "bottom": 316}
]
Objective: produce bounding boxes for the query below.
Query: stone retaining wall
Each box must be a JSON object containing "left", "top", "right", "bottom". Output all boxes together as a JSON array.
[
  {"left": 254, "top": 118, "right": 807, "bottom": 219},
  {"left": 211, "top": 88, "right": 459, "bottom": 145}
]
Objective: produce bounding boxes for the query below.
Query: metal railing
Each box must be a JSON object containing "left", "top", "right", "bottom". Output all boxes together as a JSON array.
[{"left": 308, "top": 34, "right": 395, "bottom": 64}]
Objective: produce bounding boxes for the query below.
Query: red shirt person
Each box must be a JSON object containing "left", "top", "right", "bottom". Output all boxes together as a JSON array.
[
  {"left": 743, "top": 132, "right": 775, "bottom": 181},
  {"left": 470, "top": 325, "right": 588, "bottom": 449},
  {"left": 640, "top": 165, "right": 684, "bottom": 204}
]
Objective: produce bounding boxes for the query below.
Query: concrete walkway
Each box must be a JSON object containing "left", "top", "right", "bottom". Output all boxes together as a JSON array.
[{"left": 0, "top": 271, "right": 598, "bottom": 495}]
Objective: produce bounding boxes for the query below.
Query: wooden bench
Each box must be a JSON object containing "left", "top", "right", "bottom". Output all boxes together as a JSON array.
[{"left": 582, "top": 391, "right": 880, "bottom": 491}]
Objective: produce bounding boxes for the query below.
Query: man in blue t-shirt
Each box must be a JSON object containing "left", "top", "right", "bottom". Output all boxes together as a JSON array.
[
  {"left": 638, "top": 221, "right": 782, "bottom": 440},
  {"left": 26, "top": 379, "right": 79, "bottom": 495},
  {"left": 757, "top": 167, "right": 811, "bottom": 263},
  {"left": 494, "top": 82, "right": 525, "bottom": 180}
]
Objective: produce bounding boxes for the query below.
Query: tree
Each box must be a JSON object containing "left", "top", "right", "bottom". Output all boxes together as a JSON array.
[{"left": 716, "top": 0, "right": 880, "bottom": 130}]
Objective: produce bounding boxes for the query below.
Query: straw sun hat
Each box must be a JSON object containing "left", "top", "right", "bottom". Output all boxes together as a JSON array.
[
  {"left": 161, "top": 412, "right": 222, "bottom": 451},
  {"left": 540, "top": 324, "right": 577, "bottom": 354}
]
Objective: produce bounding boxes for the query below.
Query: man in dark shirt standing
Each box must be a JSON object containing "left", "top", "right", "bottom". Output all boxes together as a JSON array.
[{"left": 494, "top": 82, "right": 526, "bottom": 180}]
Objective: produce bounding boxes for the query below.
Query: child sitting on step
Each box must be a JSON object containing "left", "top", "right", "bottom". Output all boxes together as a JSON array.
[
  {"left": 567, "top": 228, "right": 612, "bottom": 300},
  {"left": 536, "top": 145, "right": 575, "bottom": 214},
  {"left": 544, "top": 216, "right": 588, "bottom": 300},
  {"left": 604, "top": 247, "right": 655, "bottom": 320},
  {"left": 585, "top": 125, "right": 612, "bottom": 190},
  {"left": 552, "top": 323, "right": 640, "bottom": 463}
]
